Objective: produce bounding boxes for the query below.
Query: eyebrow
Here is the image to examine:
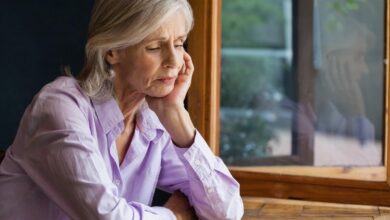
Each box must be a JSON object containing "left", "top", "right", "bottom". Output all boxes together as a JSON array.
[{"left": 144, "top": 35, "right": 188, "bottom": 43}]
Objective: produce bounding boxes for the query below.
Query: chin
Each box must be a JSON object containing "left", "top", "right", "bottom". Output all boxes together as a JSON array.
[{"left": 148, "top": 86, "right": 174, "bottom": 98}]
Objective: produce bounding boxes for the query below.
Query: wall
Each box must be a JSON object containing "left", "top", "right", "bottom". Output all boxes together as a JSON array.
[{"left": 0, "top": 1, "right": 93, "bottom": 149}]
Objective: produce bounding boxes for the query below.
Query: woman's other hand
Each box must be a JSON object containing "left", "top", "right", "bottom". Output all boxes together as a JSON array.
[{"left": 164, "top": 191, "right": 198, "bottom": 220}]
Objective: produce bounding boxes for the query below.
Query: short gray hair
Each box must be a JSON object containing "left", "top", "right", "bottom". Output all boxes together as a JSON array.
[{"left": 76, "top": 0, "right": 194, "bottom": 98}]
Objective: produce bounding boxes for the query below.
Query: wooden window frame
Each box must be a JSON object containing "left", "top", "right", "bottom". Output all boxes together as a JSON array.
[
  {"left": 187, "top": 0, "right": 221, "bottom": 154},
  {"left": 187, "top": 0, "right": 390, "bottom": 206}
]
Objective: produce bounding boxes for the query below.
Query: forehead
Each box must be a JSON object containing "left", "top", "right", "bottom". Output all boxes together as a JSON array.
[{"left": 143, "top": 10, "right": 187, "bottom": 41}]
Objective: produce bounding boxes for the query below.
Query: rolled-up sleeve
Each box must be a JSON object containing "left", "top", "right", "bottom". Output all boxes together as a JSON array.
[
  {"left": 18, "top": 92, "right": 175, "bottom": 220},
  {"left": 158, "top": 131, "right": 244, "bottom": 220}
]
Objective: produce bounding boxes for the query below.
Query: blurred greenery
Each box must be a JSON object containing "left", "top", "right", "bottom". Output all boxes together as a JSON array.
[
  {"left": 220, "top": 55, "right": 290, "bottom": 164},
  {"left": 220, "top": 0, "right": 289, "bottom": 164},
  {"left": 220, "top": 56, "right": 286, "bottom": 108},
  {"left": 325, "top": 0, "right": 369, "bottom": 31},
  {"left": 220, "top": 109, "right": 274, "bottom": 165},
  {"left": 222, "top": 0, "right": 285, "bottom": 48},
  {"left": 328, "top": 0, "right": 368, "bottom": 15}
]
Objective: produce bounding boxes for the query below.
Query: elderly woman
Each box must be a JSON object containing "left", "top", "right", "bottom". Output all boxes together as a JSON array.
[{"left": 0, "top": 0, "right": 243, "bottom": 219}]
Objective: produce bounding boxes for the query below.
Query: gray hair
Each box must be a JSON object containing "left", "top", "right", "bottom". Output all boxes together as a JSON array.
[{"left": 75, "top": 0, "right": 194, "bottom": 98}]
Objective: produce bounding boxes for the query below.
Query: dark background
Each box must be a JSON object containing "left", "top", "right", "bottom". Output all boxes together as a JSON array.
[{"left": 0, "top": 1, "right": 93, "bottom": 149}]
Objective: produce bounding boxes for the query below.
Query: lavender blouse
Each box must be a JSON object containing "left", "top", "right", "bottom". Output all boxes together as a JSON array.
[{"left": 0, "top": 77, "right": 243, "bottom": 220}]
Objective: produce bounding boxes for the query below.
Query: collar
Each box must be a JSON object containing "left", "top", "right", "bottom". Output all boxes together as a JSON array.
[
  {"left": 91, "top": 97, "right": 165, "bottom": 141},
  {"left": 136, "top": 102, "right": 165, "bottom": 141}
]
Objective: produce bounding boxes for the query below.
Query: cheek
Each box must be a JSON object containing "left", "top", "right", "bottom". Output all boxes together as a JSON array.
[
  {"left": 132, "top": 60, "right": 161, "bottom": 87},
  {"left": 143, "top": 63, "right": 161, "bottom": 80}
]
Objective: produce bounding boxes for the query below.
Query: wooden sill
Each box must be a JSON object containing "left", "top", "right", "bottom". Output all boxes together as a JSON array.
[
  {"left": 243, "top": 197, "right": 390, "bottom": 219},
  {"left": 230, "top": 166, "right": 386, "bottom": 181}
]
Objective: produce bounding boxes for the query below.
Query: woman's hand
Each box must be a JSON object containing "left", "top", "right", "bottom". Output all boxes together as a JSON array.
[
  {"left": 146, "top": 52, "right": 196, "bottom": 148},
  {"left": 147, "top": 51, "right": 194, "bottom": 111},
  {"left": 163, "top": 51, "right": 194, "bottom": 107},
  {"left": 324, "top": 52, "right": 366, "bottom": 116},
  {"left": 164, "top": 191, "right": 198, "bottom": 220}
]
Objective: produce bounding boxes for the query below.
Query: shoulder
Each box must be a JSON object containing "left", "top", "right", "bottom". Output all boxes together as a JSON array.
[
  {"left": 25, "top": 76, "right": 93, "bottom": 132},
  {"left": 31, "top": 76, "right": 91, "bottom": 113},
  {"left": 9, "top": 77, "right": 97, "bottom": 157},
  {"left": 37, "top": 76, "right": 89, "bottom": 106}
]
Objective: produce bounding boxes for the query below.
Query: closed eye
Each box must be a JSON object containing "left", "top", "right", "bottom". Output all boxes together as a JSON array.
[{"left": 146, "top": 47, "right": 161, "bottom": 51}]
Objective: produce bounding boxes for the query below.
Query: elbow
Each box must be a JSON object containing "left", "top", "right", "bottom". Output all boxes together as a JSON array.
[
  {"left": 218, "top": 183, "right": 244, "bottom": 220},
  {"left": 209, "top": 194, "right": 244, "bottom": 220},
  {"left": 224, "top": 196, "right": 244, "bottom": 220}
]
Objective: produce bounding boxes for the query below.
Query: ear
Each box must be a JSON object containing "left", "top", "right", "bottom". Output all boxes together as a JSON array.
[{"left": 105, "top": 49, "right": 121, "bottom": 65}]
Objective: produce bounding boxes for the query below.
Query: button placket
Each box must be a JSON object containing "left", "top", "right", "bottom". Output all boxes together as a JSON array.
[
  {"left": 194, "top": 159, "right": 201, "bottom": 166},
  {"left": 193, "top": 159, "right": 206, "bottom": 179},
  {"left": 113, "top": 178, "right": 121, "bottom": 186}
]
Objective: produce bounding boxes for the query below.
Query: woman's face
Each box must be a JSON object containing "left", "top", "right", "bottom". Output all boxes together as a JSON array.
[{"left": 109, "top": 10, "right": 187, "bottom": 98}]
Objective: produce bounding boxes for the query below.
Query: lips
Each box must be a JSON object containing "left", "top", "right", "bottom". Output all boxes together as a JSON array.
[{"left": 158, "top": 76, "right": 176, "bottom": 84}]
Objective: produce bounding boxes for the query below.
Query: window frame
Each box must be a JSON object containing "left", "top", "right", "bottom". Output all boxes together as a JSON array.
[
  {"left": 187, "top": 0, "right": 221, "bottom": 154},
  {"left": 187, "top": 0, "right": 390, "bottom": 206}
]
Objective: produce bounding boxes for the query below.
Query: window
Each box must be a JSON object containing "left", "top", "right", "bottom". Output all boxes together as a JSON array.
[
  {"left": 187, "top": 0, "right": 390, "bottom": 206},
  {"left": 220, "top": 0, "right": 384, "bottom": 168}
]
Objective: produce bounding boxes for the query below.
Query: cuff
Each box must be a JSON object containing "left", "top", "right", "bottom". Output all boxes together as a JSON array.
[{"left": 174, "top": 130, "right": 216, "bottom": 181}]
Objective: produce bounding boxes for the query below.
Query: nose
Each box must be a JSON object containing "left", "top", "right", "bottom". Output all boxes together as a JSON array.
[{"left": 162, "top": 45, "right": 181, "bottom": 69}]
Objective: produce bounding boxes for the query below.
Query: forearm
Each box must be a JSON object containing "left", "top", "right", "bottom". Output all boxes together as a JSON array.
[
  {"left": 165, "top": 132, "right": 244, "bottom": 220},
  {"left": 156, "top": 105, "right": 195, "bottom": 148},
  {"left": 177, "top": 143, "right": 244, "bottom": 220}
]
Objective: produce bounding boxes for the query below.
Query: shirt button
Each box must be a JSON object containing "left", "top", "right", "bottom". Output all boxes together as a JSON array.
[
  {"left": 194, "top": 159, "right": 201, "bottom": 166},
  {"left": 113, "top": 179, "right": 121, "bottom": 186},
  {"left": 207, "top": 188, "right": 214, "bottom": 193}
]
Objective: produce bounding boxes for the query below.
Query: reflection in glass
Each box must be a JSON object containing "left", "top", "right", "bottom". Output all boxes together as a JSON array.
[
  {"left": 220, "top": 0, "right": 384, "bottom": 167},
  {"left": 313, "top": 0, "right": 384, "bottom": 166}
]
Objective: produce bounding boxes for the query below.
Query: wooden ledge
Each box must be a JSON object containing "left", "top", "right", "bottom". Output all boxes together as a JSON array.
[{"left": 243, "top": 197, "right": 390, "bottom": 219}]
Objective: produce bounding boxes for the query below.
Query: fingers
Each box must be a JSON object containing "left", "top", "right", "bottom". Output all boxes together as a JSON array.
[
  {"left": 326, "top": 52, "right": 353, "bottom": 92},
  {"left": 339, "top": 56, "right": 351, "bottom": 90},
  {"left": 176, "top": 52, "right": 194, "bottom": 88},
  {"left": 330, "top": 54, "right": 344, "bottom": 90},
  {"left": 325, "top": 53, "right": 336, "bottom": 91},
  {"left": 181, "top": 52, "right": 194, "bottom": 76},
  {"left": 323, "top": 51, "right": 366, "bottom": 116}
]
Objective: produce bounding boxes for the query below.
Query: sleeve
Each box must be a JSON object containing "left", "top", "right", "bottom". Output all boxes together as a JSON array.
[
  {"left": 157, "top": 131, "right": 244, "bottom": 220},
  {"left": 18, "top": 93, "right": 175, "bottom": 220},
  {"left": 348, "top": 116, "right": 374, "bottom": 145},
  {"left": 322, "top": 102, "right": 375, "bottom": 145}
]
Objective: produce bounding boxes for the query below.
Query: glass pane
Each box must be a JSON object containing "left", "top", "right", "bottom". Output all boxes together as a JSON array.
[{"left": 220, "top": 0, "right": 384, "bottom": 167}]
